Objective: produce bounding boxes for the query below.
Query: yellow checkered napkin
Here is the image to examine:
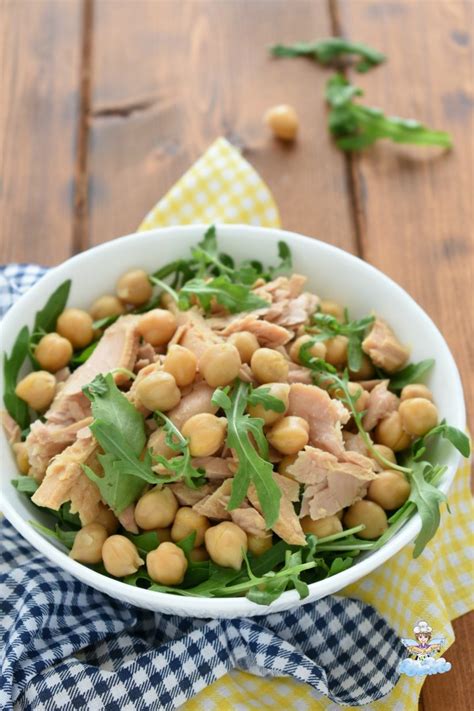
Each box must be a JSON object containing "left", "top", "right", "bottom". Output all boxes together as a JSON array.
[{"left": 138, "top": 137, "right": 473, "bottom": 710}]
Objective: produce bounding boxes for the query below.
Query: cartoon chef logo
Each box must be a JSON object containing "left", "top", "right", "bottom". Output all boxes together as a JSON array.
[{"left": 398, "top": 620, "right": 451, "bottom": 677}]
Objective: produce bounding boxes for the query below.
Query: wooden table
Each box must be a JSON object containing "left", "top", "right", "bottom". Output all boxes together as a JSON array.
[{"left": 1, "top": 0, "right": 472, "bottom": 708}]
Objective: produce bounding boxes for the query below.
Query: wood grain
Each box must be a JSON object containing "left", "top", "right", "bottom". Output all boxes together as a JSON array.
[
  {"left": 0, "top": 0, "right": 82, "bottom": 265},
  {"left": 87, "top": 0, "right": 355, "bottom": 251},
  {"left": 335, "top": 2, "right": 474, "bottom": 708},
  {"left": 337, "top": 0, "right": 474, "bottom": 434}
]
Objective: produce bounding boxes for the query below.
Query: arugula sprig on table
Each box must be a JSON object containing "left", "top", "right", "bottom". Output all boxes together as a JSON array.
[
  {"left": 271, "top": 37, "right": 386, "bottom": 73},
  {"left": 211, "top": 380, "right": 282, "bottom": 528},
  {"left": 326, "top": 74, "right": 453, "bottom": 151},
  {"left": 307, "top": 311, "right": 374, "bottom": 372},
  {"left": 298, "top": 341, "right": 469, "bottom": 557}
]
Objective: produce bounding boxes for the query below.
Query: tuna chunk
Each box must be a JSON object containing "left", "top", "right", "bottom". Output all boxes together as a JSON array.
[
  {"left": 247, "top": 474, "right": 306, "bottom": 546},
  {"left": 342, "top": 431, "right": 370, "bottom": 457},
  {"left": 1, "top": 410, "right": 20, "bottom": 444},
  {"left": 45, "top": 315, "right": 140, "bottom": 426},
  {"left": 230, "top": 506, "right": 267, "bottom": 536},
  {"left": 362, "top": 318, "right": 409, "bottom": 373},
  {"left": 168, "top": 380, "right": 218, "bottom": 429},
  {"left": 118, "top": 504, "right": 139, "bottom": 534},
  {"left": 32, "top": 435, "right": 102, "bottom": 525},
  {"left": 288, "top": 383, "right": 350, "bottom": 457},
  {"left": 193, "top": 479, "right": 232, "bottom": 520},
  {"left": 170, "top": 307, "right": 222, "bottom": 358},
  {"left": 287, "top": 362, "right": 313, "bottom": 385},
  {"left": 170, "top": 481, "right": 218, "bottom": 506},
  {"left": 253, "top": 274, "right": 307, "bottom": 302},
  {"left": 362, "top": 380, "right": 399, "bottom": 431},
  {"left": 191, "top": 456, "right": 236, "bottom": 479},
  {"left": 25, "top": 417, "right": 93, "bottom": 481},
  {"left": 219, "top": 314, "right": 292, "bottom": 347},
  {"left": 288, "top": 446, "right": 376, "bottom": 520}
]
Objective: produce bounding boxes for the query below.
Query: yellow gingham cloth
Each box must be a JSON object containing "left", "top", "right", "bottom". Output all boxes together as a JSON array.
[{"left": 138, "top": 137, "right": 473, "bottom": 710}]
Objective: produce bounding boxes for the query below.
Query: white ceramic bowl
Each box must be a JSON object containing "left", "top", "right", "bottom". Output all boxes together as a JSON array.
[{"left": 0, "top": 225, "right": 466, "bottom": 618}]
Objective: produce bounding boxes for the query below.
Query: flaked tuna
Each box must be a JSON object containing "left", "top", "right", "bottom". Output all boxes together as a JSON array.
[
  {"left": 219, "top": 314, "right": 292, "bottom": 348},
  {"left": 25, "top": 417, "right": 93, "bottom": 482},
  {"left": 362, "top": 318, "right": 409, "bottom": 373},
  {"left": 230, "top": 506, "right": 267, "bottom": 536},
  {"left": 288, "top": 383, "right": 350, "bottom": 457},
  {"left": 362, "top": 380, "right": 399, "bottom": 431},
  {"left": 193, "top": 479, "right": 232, "bottom": 520},
  {"left": 247, "top": 473, "right": 306, "bottom": 545}
]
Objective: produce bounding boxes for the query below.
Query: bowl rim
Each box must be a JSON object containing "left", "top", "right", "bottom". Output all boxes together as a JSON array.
[{"left": 0, "top": 223, "right": 466, "bottom": 616}]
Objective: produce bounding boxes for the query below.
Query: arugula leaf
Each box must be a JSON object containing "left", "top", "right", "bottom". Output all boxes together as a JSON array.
[
  {"left": 70, "top": 340, "right": 99, "bottom": 369},
  {"left": 152, "top": 412, "right": 207, "bottom": 489},
  {"left": 3, "top": 325, "right": 31, "bottom": 429},
  {"left": 11, "top": 477, "right": 39, "bottom": 494},
  {"left": 212, "top": 382, "right": 281, "bottom": 527},
  {"left": 82, "top": 374, "right": 158, "bottom": 513},
  {"left": 271, "top": 37, "right": 385, "bottom": 73},
  {"left": 178, "top": 275, "right": 269, "bottom": 314},
  {"left": 247, "top": 385, "right": 286, "bottom": 413},
  {"left": 412, "top": 421, "right": 470, "bottom": 460},
  {"left": 268, "top": 241, "right": 293, "bottom": 278},
  {"left": 33, "top": 280, "right": 71, "bottom": 335},
  {"left": 307, "top": 311, "right": 374, "bottom": 372},
  {"left": 407, "top": 462, "right": 447, "bottom": 557},
  {"left": 387, "top": 359, "right": 435, "bottom": 391},
  {"left": 30, "top": 520, "right": 77, "bottom": 549},
  {"left": 326, "top": 74, "right": 452, "bottom": 151}
]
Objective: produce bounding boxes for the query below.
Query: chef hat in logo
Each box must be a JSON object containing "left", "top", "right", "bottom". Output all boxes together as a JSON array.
[{"left": 414, "top": 620, "right": 432, "bottom": 634}]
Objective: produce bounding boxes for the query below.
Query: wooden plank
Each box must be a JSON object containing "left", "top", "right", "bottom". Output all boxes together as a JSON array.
[
  {"left": 87, "top": 0, "right": 355, "bottom": 251},
  {"left": 337, "top": 0, "right": 474, "bottom": 433},
  {"left": 335, "top": 2, "right": 474, "bottom": 709},
  {"left": 0, "top": 0, "right": 82, "bottom": 265}
]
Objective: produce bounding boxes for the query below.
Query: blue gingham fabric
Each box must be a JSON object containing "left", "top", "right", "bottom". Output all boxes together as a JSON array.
[{"left": 0, "top": 265, "right": 405, "bottom": 710}]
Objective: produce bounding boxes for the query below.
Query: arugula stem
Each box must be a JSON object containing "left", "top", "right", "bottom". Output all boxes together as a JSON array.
[
  {"left": 220, "top": 561, "right": 317, "bottom": 595},
  {"left": 149, "top": 276, "right": 179, "bottom": 303}
]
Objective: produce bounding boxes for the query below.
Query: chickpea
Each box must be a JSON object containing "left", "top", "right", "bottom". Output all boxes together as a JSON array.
[
  {"left": 34, "top": 333, "right": 73, "bottom": 372},
  {"left": 250, "top": 348, "right": 289, "bottom": 384},
  {"left": 189, "top": 546, "right": 210, "bottom": 562},
  {"left": 367, "top": 470, "right": 411, "bottom": 510},
  {"left": 69, "top": 523, "right": 108, "bottom": 564},
  {"left": 247, "top": 532, "right": 273, "bottom": 556},
  {"left": 333, "top": 382, "right": 369, "bottom": 413},
  {"left": 228, "top": 331, "right": 260, "bottom": 364},
  {"left": 264, "top": 104, "right": 299, "bottom": 141},
  {"left": 350, "top": 354, "right": 375, "bottom": 380},
  {"left": 181, "top": 413, "right": 227, "bottom": 457},
  {"left": 136, "top": 371, "right": 181, "bottom": 412},
  {"left": 319, "top": 300, "right": 345, "bottom": 322},
  {"left": 247, "top": 382, "right": 290, "bottom": 425},
  {"left": 146, "top": 542, "right": 188, "bottom": 585},
  {"left": 375, "top": 411, "right": 412, "bottom": 452},
  {"left": 12, "top": 442, "right": 30, "bottom": 475},
  {"left": 205, "top": 522, "right": 248, "bottom": 570},
  {"left": 102, "top": 535, "right": 144, "bottom": 577},
  {"left": 267, "top": 416, "right": 309, "bottom": 455},
  {"left": 372, "top": 444, "right": 397, "bottom": 467},
  {"left": 56, "top": 308, "right": 94, "bottom": 349},
  {"left": 94, "top": 506, "right": 119, "bottom": 534},
  {"left": 399, "top": 398, "right": 438, "bottom": 437},
  {"left": 116, "top": 269, "right": 152, "bottom": 306},
  {"left": 15, "top": 371, "right": 56, "bottom": 411},
  {"left": 289, "top": 335, "right": 327, "bottom": 365},
  {"left": 301, "top": 515, "right": 343, "bottom": 538},
  {"left": 344, "top": 500, "right": 388, "bottom": 540},
  {"left": 134, "top": 487, "right": 178, "bottom": 530},
  {"left": 137, "top": 309, "right": 177, "bottom": 347},
  {"left": 400, "top": 384, "right": 433, "bottom": 402},
  {"left": 171, "top": 507, "right": 210, "bottom": 547},
  {"left": 199, "top": 343, "right": 241, "bottom": 387},
  {"left": 90, "top": 294, "right": 125, "bottom": 321},
  {"left": 163, "top": 345, "right": 197, "bottom": 387},
  {"left": 154, "top": 527, "right": 172, "bottom": 543},
  {"left": 148, "top": 428, "right": 175, "bottom": 459},
  {"left": 277, "top": 453, "right": 298, "bottom": 479},
  {"left": 324, "top": 335, "right": 348, "bottom": 367}
]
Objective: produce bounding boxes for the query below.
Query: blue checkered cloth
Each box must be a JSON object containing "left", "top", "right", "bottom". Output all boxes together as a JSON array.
[{"left": 0, "top": 264, "right": 405, "bottom": 710}]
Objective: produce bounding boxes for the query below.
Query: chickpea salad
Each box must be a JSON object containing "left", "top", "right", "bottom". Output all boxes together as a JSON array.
[{"left": 3, "top": 227, "right": 469, "bottom": 605}]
